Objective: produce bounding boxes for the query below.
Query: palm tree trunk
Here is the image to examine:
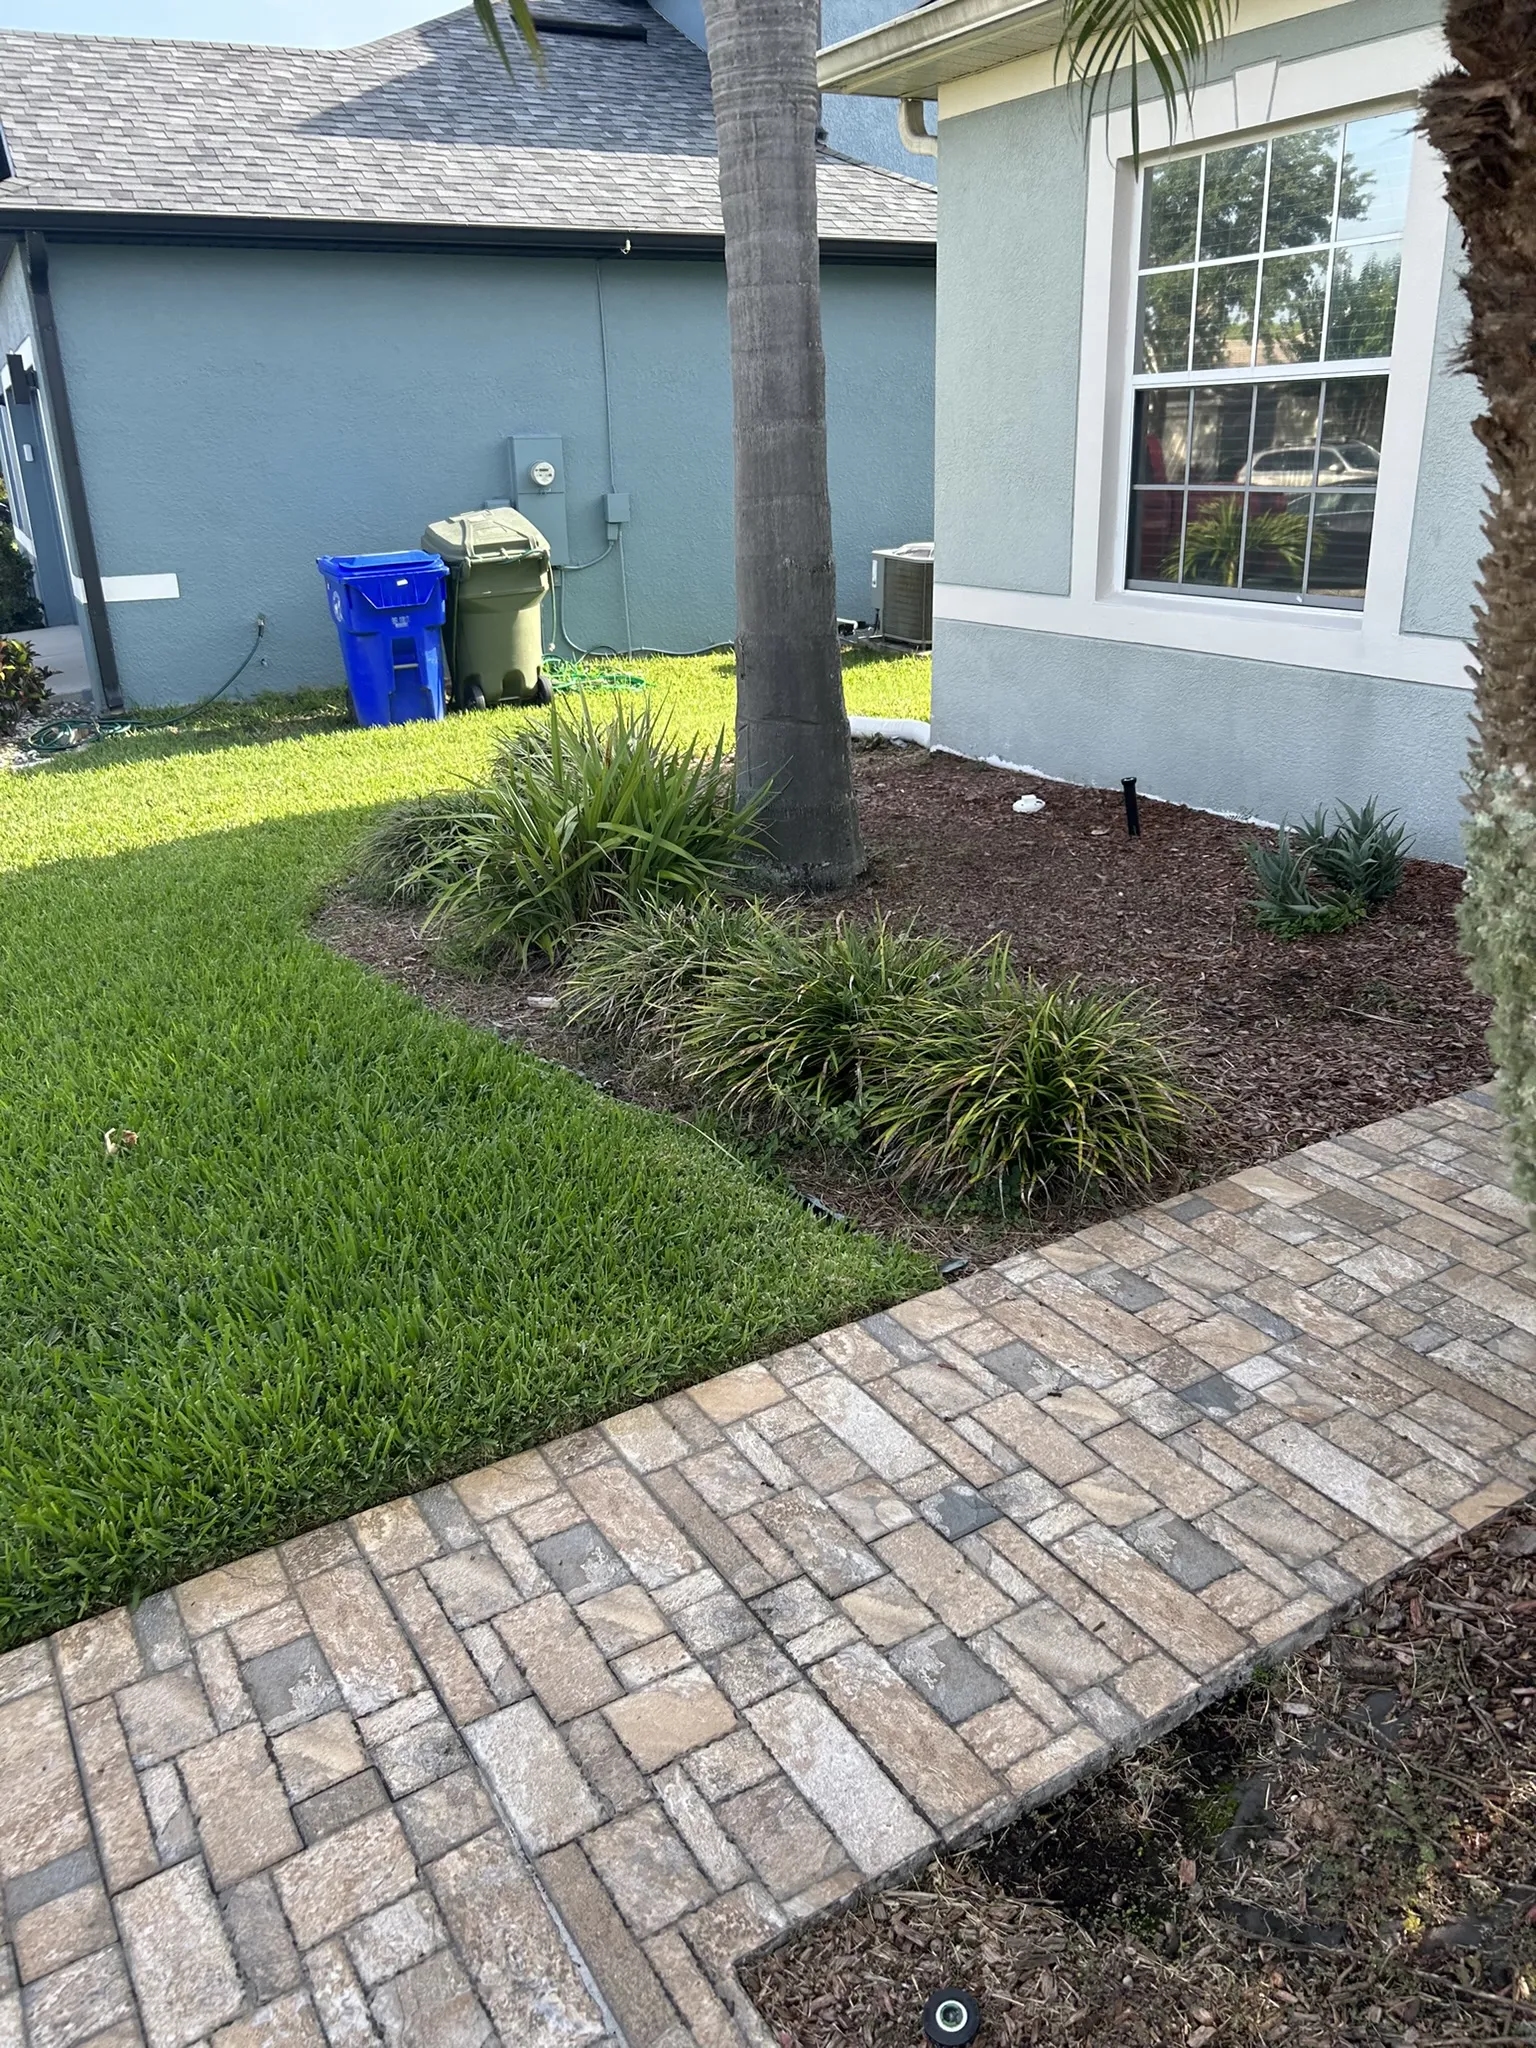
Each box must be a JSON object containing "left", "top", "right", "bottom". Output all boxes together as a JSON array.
[
  {"left": 1422, "top": 1, "right": 1536, "bottom": 1210},
  {"left": 700, "top": 0, "right": 864, "bottom": 892}
]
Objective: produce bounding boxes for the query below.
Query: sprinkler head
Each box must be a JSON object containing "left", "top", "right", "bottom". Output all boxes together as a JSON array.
[{"left": 922, "top": 1987, "right": 981, "bottom": 2045}]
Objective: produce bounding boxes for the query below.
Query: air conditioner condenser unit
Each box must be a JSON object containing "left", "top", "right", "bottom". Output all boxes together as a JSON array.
[{"left": 871, "top": 542, "right": 934, "bottom": 648}]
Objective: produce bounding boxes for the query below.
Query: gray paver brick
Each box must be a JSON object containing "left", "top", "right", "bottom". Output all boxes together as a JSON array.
[
  {"left": 224, "top": 1873, "right": 302, "bottom": 2004},
  {"left": 584, "top": 1804, "right": 712, "bottom": 1935},
  {"left": 117, "top": 1860, "right": 242, "bottom": 2048},
  {"left": 275, "top": 1809, "right": 417, "bottom": 1949},
  {"left": 428, "top": 1828, "right": 606, "bottom": 2047},
  {"left": 887, "top": 1627, "right": 1010, "bottom": 1726},
  {"left": 747, "top": 1688, "right": 932, "bottom": 1878},
  {"left": 537, "top": 1844, "right": 682, "bottom": 2047}
]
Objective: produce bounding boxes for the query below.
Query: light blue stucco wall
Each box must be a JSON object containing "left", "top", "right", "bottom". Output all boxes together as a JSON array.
[
  {"left": 935, "top": 619, "right": 1474, "bottom": 862},
  {"left": 46, "top": 241, "right": 934, "bottom": 707},
  {"left": 929, "top": 0, "right": 1480, "bottom": 863}
]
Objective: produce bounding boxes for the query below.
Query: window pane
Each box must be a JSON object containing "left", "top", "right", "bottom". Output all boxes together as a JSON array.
[
  {"left": 1319, "top": 376, "right": 1387, "bottom": 472},
  {"left": 1247, "top": 381, "right": 1322, "bottom": 487},
  {"left": 1180, "top": 492, "right": 1247, "bottom": 587},
  {"left": 1326, "top": 238, "right": 1401, "bottom": 359},
  {"left": 1199, "top": 142, "right": 1266, "bottom": 259},
  {"left": 1264, "top": 126, "right": 1340, "bottom": 252},
  {"left": 1133, "top": 390, "right": 1192, "bottom": 484},
  {"left": 1136, "top": 269, "right": 1194, "bottom": 373},
  {"left": 1240, "top": 496, "right": 1309, "bottom": 595},
  {"left": 1188, "top": 385, "right": 1255, "bottom": 483},
  {"left": 1128, "top": 490, "right": 1185, "bottom": 582},
  {"left": 1257, "top": 249, "right": 1329, "bottom": 363},
  {"left": 1307, "top": 491, "right": 1375, "bottom": 600},
  {"left": 1338, "top": 112, "right": 1414, "bottom": 242},
  {"left": 1192, "top": 261, "right": 1257, "bottom": 369},
  {"left": 1140, "top": 156, "right": 1201, "bottom": 267}
]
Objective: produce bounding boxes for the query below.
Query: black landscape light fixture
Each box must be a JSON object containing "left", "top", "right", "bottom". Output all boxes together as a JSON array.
[
  {"left": 922, "top": 1987, "right": 982, "bottom": 2045},
  {"left": 1122, "top": 776, "right": 1142, "bottom": 838}
]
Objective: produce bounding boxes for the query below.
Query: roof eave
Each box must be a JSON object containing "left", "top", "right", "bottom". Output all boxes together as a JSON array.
[
  {"left": 817, "top": 0, "right": 1065, "bottom": 99},
  {"left": 0, "top": 205, "right": 934, "bottom": 265}
]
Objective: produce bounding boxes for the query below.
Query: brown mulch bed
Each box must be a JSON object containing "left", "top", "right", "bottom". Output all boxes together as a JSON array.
[
  {"left": 741, "top": 1499, "right": 1536, "bottom": 2048},
  {"left": 315, "top": 742, "right": 1489, "bottom": 1266}
]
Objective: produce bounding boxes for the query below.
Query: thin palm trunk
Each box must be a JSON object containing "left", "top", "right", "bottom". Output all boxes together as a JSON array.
[
  {"left": 700, "top": 0, "right": 863, "bottom": 892},
  {"left": 1422, "top": 2, "right": 1536, "bottom": 1209}
]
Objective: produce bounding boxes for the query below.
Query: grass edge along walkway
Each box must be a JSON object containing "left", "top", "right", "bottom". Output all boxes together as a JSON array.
[{"left": 0, "top": 656, "right": 933, "bottom": 1649}]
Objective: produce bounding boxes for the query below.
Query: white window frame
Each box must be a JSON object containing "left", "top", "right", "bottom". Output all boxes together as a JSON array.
[{"left": 934, "top": 24, "right": 1468, "bottom": 691}]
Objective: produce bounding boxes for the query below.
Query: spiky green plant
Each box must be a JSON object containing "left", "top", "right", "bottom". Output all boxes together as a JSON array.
[
  {"left": 1293, "top": 798, "right": 1411, "bottom": 905},
  {"left": 1170, "top": 500, "right": 1311, "bottom": 590},
  {"left": 421, "top": 696, "right": 766, "bottom": 965},
  {"left": 1245, "top": 827, "right": 1368, "bottom": 938},
  {"left": 1061, "top": 1, "right": 1237, "bottom": 162},
  {"left": 865, "top": 975, "right": 1190, "bottom": 1210}
]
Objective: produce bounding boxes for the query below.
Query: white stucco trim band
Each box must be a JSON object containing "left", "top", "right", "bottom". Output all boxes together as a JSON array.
[
  {"left": 70, "top": 572, "right": 181, "bottom": 603},
  {"left": 933, "top": 581, "right": 1472, "bottom": 688}
]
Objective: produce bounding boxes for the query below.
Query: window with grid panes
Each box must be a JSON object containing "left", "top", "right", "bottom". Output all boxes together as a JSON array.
[{"left": 1126, "top": 110, "right": 1415, "bottom": 608}]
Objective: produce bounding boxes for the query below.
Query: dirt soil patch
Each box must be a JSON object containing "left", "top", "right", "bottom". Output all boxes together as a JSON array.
[
  {"left": 316, "top": 743, "right": 1488, "bottom": 1266},
  {"left": 741, "top": 1499, "right": 1536, "bottom": 2048}
]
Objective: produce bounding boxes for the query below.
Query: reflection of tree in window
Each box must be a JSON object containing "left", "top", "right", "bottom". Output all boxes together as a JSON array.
[
  {"left": 1258, "top": 251, "right": 1329, "bottom": 363},
  {"left": 1326, "top": 244, "right": 1401, "bottom": 359},
  {"left": 1200, "top": 143, "right": 1265, "bottom": 258},
  {"left": 1140, "top": 156, "right": 1200, "bottom": 266},
  {"left": 1265, "top": 128, "right": 1342, "bottom": 250}
]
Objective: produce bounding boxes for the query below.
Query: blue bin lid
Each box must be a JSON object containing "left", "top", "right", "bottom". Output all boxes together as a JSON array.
[{"left": 317, "top": 550, "right": 447, "bottom": 581}]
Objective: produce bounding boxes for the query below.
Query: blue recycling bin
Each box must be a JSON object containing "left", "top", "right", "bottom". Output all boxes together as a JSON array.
[{"left": 317, "top": 550, "right": 449, "bottom": 726}]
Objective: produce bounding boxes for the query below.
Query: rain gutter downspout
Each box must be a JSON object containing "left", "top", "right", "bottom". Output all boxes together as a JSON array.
[
  {"left": 898, "top": 98, "right": 938, "bottom": 157},
  {"left": 23, "top": 230, "right": 123, "bottom": 709}
]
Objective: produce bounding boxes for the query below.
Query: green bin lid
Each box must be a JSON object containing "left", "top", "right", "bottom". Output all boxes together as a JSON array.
[{"left": 422, "top": 506, "right": 551, "bottom": 565}]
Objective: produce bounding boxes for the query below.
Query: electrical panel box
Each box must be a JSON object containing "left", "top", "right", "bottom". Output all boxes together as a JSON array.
[
  {"left": 509, "top": 434, "right": 570, "bottom": 566},
  {"left": 604, "top": 492, "right": 630, "bottom": 527}
]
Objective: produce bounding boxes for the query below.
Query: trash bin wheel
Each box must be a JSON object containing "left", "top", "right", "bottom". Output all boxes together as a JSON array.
[
  {"left": 532, "top": 671, "right": 553, "bottom": 706},
  {"left": 456, "top": 678, "right": 487, "bottom": 712}
]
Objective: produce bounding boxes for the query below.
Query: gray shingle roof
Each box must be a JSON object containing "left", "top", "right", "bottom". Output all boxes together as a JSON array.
[{"left": 0, "top": 3, "right": 935, "bottom": 247}]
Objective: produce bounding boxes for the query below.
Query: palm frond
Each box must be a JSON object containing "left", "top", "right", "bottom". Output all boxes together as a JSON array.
[
  {"left": 472, "top": 0, "right": 545, "bottom": 75},
  {"left": 1060, "top": 0, "right": 1236, "bottom": 162}
]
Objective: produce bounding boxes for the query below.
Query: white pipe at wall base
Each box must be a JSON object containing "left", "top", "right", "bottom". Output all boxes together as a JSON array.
[{"left": 897, "top": 98, "right": 937, "bottom": 157}]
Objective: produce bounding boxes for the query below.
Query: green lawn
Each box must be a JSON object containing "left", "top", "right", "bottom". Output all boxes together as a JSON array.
[{"left": 0, "top": 654, "right": 932, "bottom": 1649}]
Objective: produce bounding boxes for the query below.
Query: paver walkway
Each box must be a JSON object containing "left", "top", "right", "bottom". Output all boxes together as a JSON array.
[{"left": 4, "top": 1091, "right": 1535, "bottom": 2048}]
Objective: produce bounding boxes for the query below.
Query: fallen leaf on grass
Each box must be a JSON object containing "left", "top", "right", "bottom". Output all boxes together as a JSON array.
[
  {"left": 104, "top": 1127, "right": 138, "bottom": 1156},
  {"left": 1178, "top": 1858, "right": 1198, "bottom": 1889}
]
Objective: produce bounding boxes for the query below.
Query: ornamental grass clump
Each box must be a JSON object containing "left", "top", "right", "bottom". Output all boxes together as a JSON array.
[
  {"left": 865, "top": 972, "right": 1189, "bottom": 1210},
  {"left": 565, "top": 899, "right": 1190, "bottom": 1210},
  {"left": 413, "top": 697, "right": 766, "bottom": 964},
  {"left": 674, "top": 913, "right": 992, "bottom": 1138},
  {"left": 354, "top": 788, "right": 485, "bottom": 903},
  {"left": 561, "top": 894, "right": 784, "bottom": 1049}
]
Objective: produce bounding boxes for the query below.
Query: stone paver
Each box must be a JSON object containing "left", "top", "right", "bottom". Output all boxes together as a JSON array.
[{"left": 2, "top": 1090, "right": 1532, "bottom": 2046}]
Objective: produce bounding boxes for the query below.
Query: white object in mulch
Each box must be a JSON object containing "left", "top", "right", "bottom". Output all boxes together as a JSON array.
[{"left": 1011, "top": 794, "right": 1046, "bottom": 815}]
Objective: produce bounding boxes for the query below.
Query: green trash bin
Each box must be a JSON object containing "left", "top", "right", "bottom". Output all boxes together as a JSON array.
[{"left": 422, "top": 507, "right": 552, "bottom": 709}]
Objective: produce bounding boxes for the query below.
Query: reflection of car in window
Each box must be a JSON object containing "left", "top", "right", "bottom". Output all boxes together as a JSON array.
[{"left": 1238, "top": 443, "right": 1380, "bottom": 488}]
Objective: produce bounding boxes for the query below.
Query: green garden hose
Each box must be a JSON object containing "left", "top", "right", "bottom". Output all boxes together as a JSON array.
[
  {"left": 21, "top": 617, "right": 266, "bottom": 756},
  {"left": 542, "top": 656, "right": 647, "bottom": 695}
]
